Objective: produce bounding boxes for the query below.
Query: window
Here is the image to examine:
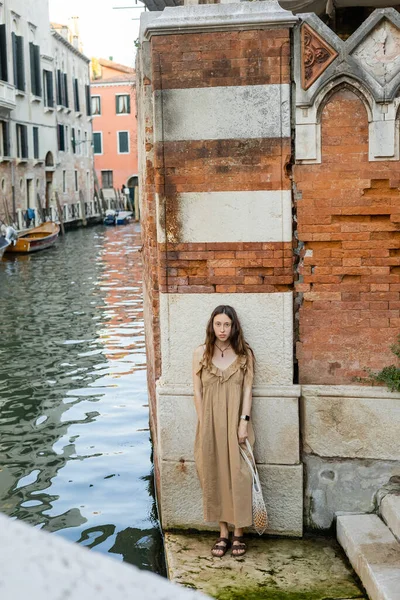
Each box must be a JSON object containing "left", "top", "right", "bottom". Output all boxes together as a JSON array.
[
  {"left": 71, "top": 127, "right": 76, "bottom": 153},
  {"left": 118, "top": 131, "right": 129, "bottom": 154},
  {"left": 65, "top": 125, "right": 69, "bottom": 152},
  {"left": 84, "top": 131, "right": 88, "bottom": 156},
  {"left": 12, "top": 33, "right": 25, "bottom": 91},
  {"left": 77, "top": 129, "right": 81, "bottom": 155},
  {"left": 91, "top": 95, "right": 101, "bottom": 116},
  {"left": 116, "top": 94, "right": 130, "bottom": 114},
  {"left": 63, "top": 73, "right": 69, "bottom": 108},
  {"left": 62, "top": 170, "right": 66, "bottom": 193},
  {"left": 74, "top": 78, "right": 80, "bottom": 112},
  {"left": 0, "top": 24, "right": 8, "bottom": 82},
  {"left": 74, "top": 170, "right": 78, "bottom": 192},
  {"left": 0, "top": 121, "right": 10, "bottom": 156},
  {"left": 43, "top": 70, "right": 54, "bottom": 107},
  {"left": 101, "top": 170, "right": 113, "bottom": 189},
  {"left": 57, "top": 123, "right": 65, "bottom": 151},
  {"left": 93, "top": 131, "right": 102, "bottom": 154},
  {"left": 29, "top": 43, "right": 41, "bottom": 97},
  {"left": 16, "top": 124, "right": 28, "bottom": 158},
  {"left": 56, "top": 69, "right": 69, "bottom": 107},
  {"left": 85, "top": 84, "right": 91, "bottom": 116},
  {"left": 33, "top": 126, "right": 39, "bottom": 159}
]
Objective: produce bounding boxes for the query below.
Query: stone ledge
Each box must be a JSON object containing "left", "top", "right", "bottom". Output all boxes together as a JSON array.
[
  {"left": 302, "top": 385, "right": 400, "bottom": 399},
  {"left": 157, "top": 382, "right": 301, "bottom": 397},
  {"left": 337, "top": 514, "right": 400, "bottom": 600},
  {"left": 143, "top": 1, "right": 298, "bottom": 40},
  {"left": 381, "top": 494, "right": 400, "bottom": 543},
  {"left": 0, "top": 513, "right": 207, "bottom": 600},
  {"left": 160, "top": 460, "right": 303, "bottom": 536}
]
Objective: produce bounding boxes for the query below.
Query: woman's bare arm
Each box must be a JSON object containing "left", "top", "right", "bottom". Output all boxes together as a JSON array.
[
  {"left": 238, "top": 352, "right": 254, "bottom": 443},
  {"left": 192, "top": 345, "right": 204, "bottom": 423}
]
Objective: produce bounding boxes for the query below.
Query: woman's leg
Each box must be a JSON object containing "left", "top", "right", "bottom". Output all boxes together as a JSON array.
[
  {"left": 232, "top": 527, "right": 246, "bottom": 556},
  {"left": 211, "top": 521, "right": 230, "bottom": 557}
]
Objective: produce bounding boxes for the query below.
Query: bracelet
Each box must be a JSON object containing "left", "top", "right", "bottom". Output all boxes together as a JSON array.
[{"left": 240, "top": 415, "right": 250, "bottom": 421}]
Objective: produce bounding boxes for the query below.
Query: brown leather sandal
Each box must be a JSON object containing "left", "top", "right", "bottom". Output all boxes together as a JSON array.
[
  {"left": 211, "top": 537, "right": 231, "bottom": 557},
  {"left": 231, "top": 535, "right": 247, "bottom": 557}
]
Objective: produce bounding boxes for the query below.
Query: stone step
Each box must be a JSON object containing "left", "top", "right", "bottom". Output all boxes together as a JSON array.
[
  {"left": 381, "top": 494, "right": 400, "bottom": 543},
  {"left": 337, "top": 514, "right": 400, "bottom": 600}
]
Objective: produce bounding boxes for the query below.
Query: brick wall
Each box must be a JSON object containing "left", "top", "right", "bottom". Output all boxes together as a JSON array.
[{"left": 294, "top": 88, "right": 400, "bottom": 384}]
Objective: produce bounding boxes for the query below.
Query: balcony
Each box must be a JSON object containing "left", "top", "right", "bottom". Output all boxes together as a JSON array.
[{"left": 0, "top": 80, "right": 16, "bottom": 110}]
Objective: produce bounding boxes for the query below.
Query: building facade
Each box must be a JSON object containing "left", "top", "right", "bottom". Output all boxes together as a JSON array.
[
  {"left": 90, "top": 59, "right": 138, "bottom": 208},
  {"left": 137, "top": 1, "right": 400, "bottom": 538},
  {"left": 0, "top": 0, "right": 94, "bottom": 230}
]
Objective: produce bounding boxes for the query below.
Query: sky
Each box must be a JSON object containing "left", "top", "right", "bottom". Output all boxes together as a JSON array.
[{"left": 48, "top": 0, "right": 146, "bottom": 68}]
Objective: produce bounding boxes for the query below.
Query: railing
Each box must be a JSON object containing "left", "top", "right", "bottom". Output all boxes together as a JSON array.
[
  {"left": 0, "top": 81, "right": 16, "bottom": 110},
  {"left": 16, "top": 199, "right": 102, "bottom": 230}
]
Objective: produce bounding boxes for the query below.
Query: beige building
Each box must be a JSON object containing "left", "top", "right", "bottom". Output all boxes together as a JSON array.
[{"left": 0, "top": 0, "right": 95, "bottom": 230}]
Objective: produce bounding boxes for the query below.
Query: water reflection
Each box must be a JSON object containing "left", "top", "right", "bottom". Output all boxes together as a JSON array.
[{"left": 0, "top": 224, "right": 165, "bottom": 575}]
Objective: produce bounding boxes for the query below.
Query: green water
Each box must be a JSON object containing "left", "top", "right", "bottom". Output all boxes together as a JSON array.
[{"left": 0, "top": 223, "right": 165, "bottom": 574}]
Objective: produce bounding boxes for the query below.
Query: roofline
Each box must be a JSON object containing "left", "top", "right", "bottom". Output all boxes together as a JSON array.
[{"left": 51, "top": 29, "right": 90, "bottom": 64}]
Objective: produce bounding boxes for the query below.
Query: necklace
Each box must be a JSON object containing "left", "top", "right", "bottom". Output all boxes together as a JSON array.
[{"left": 215, "top": 342, "right": 231, "bottom": 357}]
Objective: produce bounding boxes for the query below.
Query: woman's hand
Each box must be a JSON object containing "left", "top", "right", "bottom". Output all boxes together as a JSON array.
[{"left": 238, "top": 420, "right": 248, "bottom": 445}]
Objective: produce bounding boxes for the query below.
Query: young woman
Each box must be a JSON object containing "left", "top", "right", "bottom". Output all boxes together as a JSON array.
[{"left": 192, "top": 305, "right": 255, "bottom": 558}]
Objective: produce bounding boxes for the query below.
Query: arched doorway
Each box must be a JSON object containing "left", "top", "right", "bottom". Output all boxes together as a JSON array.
[{"left": 127, "top": 175, "right": 139, "bottom": 221}]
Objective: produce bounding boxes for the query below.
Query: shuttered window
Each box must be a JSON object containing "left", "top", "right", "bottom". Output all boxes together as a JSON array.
[
  {"left": 57, "top": 124, "right": 65, "bottom": 152},
  {"left": 93, "top": 132, "right": 102, "bottom": 154},
  {"left": 74, "top": 78, "right": 80, "bottom": 112},
  {"left": 118, "top": 131, "right": 129, "bottom": 154},
  {"left": 12, "top": 33, "right": 25, "bottom": 91},
  {"left": 0, "top": 121, "right": 10, "bottom": 156},
  {"left": 43, "top": 70, "right": 54, "bottom": 107},
  {"left": 0, "top": 25, "right": 8, "bottom": 82},
  {"left": 16, "top": 124, "right": 28, "bottom": 158},
  {"left": 85, "top": 84, "right": 91, "bottom": 116},
  {"left": 63, "top": 73, "right": 69, "bottom": 108},
  {"left": 71, "top": 127, "right": 76, "bottom": 153},
  {"left": 33, "top": 127, "right": 39, "bottom": 159},
  {"left": 29, "top": 43, "right": 41, "bottom": 97},
  {"left": 56, "top": 69, "right": 62, "bottom": 105}
]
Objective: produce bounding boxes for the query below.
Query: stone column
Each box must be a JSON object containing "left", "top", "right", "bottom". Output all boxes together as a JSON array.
[{"left": 138, "top": 1, "right": 303, "bottom": 536}]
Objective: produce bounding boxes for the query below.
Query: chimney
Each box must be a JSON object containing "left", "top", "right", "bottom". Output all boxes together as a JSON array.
[{"left": 70, "top": 16, "right": 80, "bottom": 50}]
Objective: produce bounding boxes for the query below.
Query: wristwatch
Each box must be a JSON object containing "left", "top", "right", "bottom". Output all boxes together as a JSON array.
[{"left": 240, "top": 415, "right": 250, "bottom": 421}]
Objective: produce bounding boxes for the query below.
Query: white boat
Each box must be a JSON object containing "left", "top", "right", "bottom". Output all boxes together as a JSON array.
[
  {"left": 0, "top": 235, "right": 10, "bottom": 259},
  {"left": 115, "top": 211, "right": 132, "bottom": 225},
  {"left": 0, "top": 226, "right": 18, "bottom": 259}
]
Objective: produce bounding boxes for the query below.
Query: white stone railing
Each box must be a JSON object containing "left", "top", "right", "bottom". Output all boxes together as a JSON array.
[
  {"left": 0, "top": 513, "right": 209, "bottom": 600},
  {"left": 16, "top": 200, "right": 102, "bottom": 230},
  {"left": 0, "top": 80, "right": 16, "bottom": 110}
]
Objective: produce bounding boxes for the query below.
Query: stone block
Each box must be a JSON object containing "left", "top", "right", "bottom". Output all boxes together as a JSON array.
[
  {"left": 160, "top": 460, "right": 303, "bottom": 536},
  {"left": 337, "top": 514, "right": 400, "bottom": 600},
  {"left": 381, "top": 494, "right": 400, "bottom": 543},
  {"left": 304, "top": 454, "right": 400, "bottom": 530},
  {"left": 158, "top": 391, "right": 300, "bottom": 465},
  {"left": 302, "top": 386, "right": 400, "bottom": 461},
  {"left": 159, "top": 292, "right": 293, "bottom": 387}
]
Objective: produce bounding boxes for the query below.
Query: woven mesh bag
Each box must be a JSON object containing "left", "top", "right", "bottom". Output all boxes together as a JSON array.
[{"left": 240, "top": 440, "right": 269, "bottom": 535}]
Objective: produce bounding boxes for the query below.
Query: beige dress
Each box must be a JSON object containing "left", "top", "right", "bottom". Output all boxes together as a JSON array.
[{"left": 194, "top": 352, "right": 255, "bottom": 528}]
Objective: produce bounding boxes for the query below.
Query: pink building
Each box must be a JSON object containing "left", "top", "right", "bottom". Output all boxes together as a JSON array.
[{"left": 90, "top": 59, "right": 138, "bottom": 205}]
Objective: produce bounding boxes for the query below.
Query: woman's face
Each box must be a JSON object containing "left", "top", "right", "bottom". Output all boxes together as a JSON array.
[{"left": 213, "top": 313, "right": 232, "bottom": 343}]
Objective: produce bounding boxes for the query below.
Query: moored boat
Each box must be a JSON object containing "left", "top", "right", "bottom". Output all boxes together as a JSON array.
[
  {"left": 103, "top": 210, "right": 133, "bottom": 226},
  {"left": 5, "top": 222, "right": 60, "bottom": 254}
]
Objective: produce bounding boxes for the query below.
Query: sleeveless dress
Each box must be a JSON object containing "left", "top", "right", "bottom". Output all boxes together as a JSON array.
[{"left": 194, "top": 352, "right": 255, "bottom": 528}]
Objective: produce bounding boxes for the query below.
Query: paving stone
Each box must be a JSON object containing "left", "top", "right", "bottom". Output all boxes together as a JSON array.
[{"left": 165, "top": 531, "right": 366, "bottom": 600}]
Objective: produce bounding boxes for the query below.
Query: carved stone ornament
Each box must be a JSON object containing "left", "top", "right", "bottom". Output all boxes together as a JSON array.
[{"left": 301, "top": 23, "right": 338, "bottom": 90}]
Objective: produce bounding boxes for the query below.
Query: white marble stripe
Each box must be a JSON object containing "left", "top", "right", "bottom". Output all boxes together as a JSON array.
[
  {"left": 157, "top": 190, "right": 292, "bottom": 243},
  {"left": 154, "top": 84, "right": 290, "bottom": 142}
]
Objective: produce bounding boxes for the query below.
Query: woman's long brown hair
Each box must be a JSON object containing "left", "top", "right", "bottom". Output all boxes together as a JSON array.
[{"left": 203, "top": 305, "right": 254, "bottom": 368}]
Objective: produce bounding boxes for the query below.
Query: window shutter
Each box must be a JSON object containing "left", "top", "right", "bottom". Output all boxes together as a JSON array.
[
  {"left": 34, "top": 45, "right": 41, "bottom": 97},
  {"left": 57, "top": 69, "right": 62, "bottom": 105},
  {"left": 63, "top": 73, "right": 69, "bottom": 108},
  {"left": 29, "top": 43, "right": 36, "bottom": 95},
  {"left": 0, "top": 25, "right": 8, "bottom": 82},
  {"left": 85, "top": 84, "right": 91, "bottom": 116},
  {"left": 46, "top": 70, "right": 54, "bottom": 107},
  {"left": 118, "top": 131, "right": 129, "bottom": 153},
  {"left": 12, "top": 33, "right": 18, "bottom": 88},
  {"left": 21, "top": 125, "right": 28, "bottom": 158},
  {"left": 16, "top": 35, "right": 25, "bottom": 91},
  {"left": 74, "top": 78, "right": 80, "bottom": 112},
  {"left": 3, "top": 121, "right": 10, "bottom": 156},
  {"left": 126, "top": 95, "right": 130, "bottom": 114},
  {"left": 72, "top": 127, "right": 76, "bottom": 153},
  {"left": 33, "top": 127, "right": 39, "bottom": 159}
]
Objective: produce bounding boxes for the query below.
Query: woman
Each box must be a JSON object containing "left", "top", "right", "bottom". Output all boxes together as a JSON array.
[{"left": 193, "top": 305, "right": 255, "bottom": 558}]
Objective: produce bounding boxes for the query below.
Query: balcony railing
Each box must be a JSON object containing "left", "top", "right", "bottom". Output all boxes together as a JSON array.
[{"left": 0, "top": 80, "right": 16, "bottom": 110}]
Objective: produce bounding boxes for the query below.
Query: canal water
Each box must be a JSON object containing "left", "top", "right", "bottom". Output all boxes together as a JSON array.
[{"left": 0, "top": 223, "right": 165, "bottom": 574}]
